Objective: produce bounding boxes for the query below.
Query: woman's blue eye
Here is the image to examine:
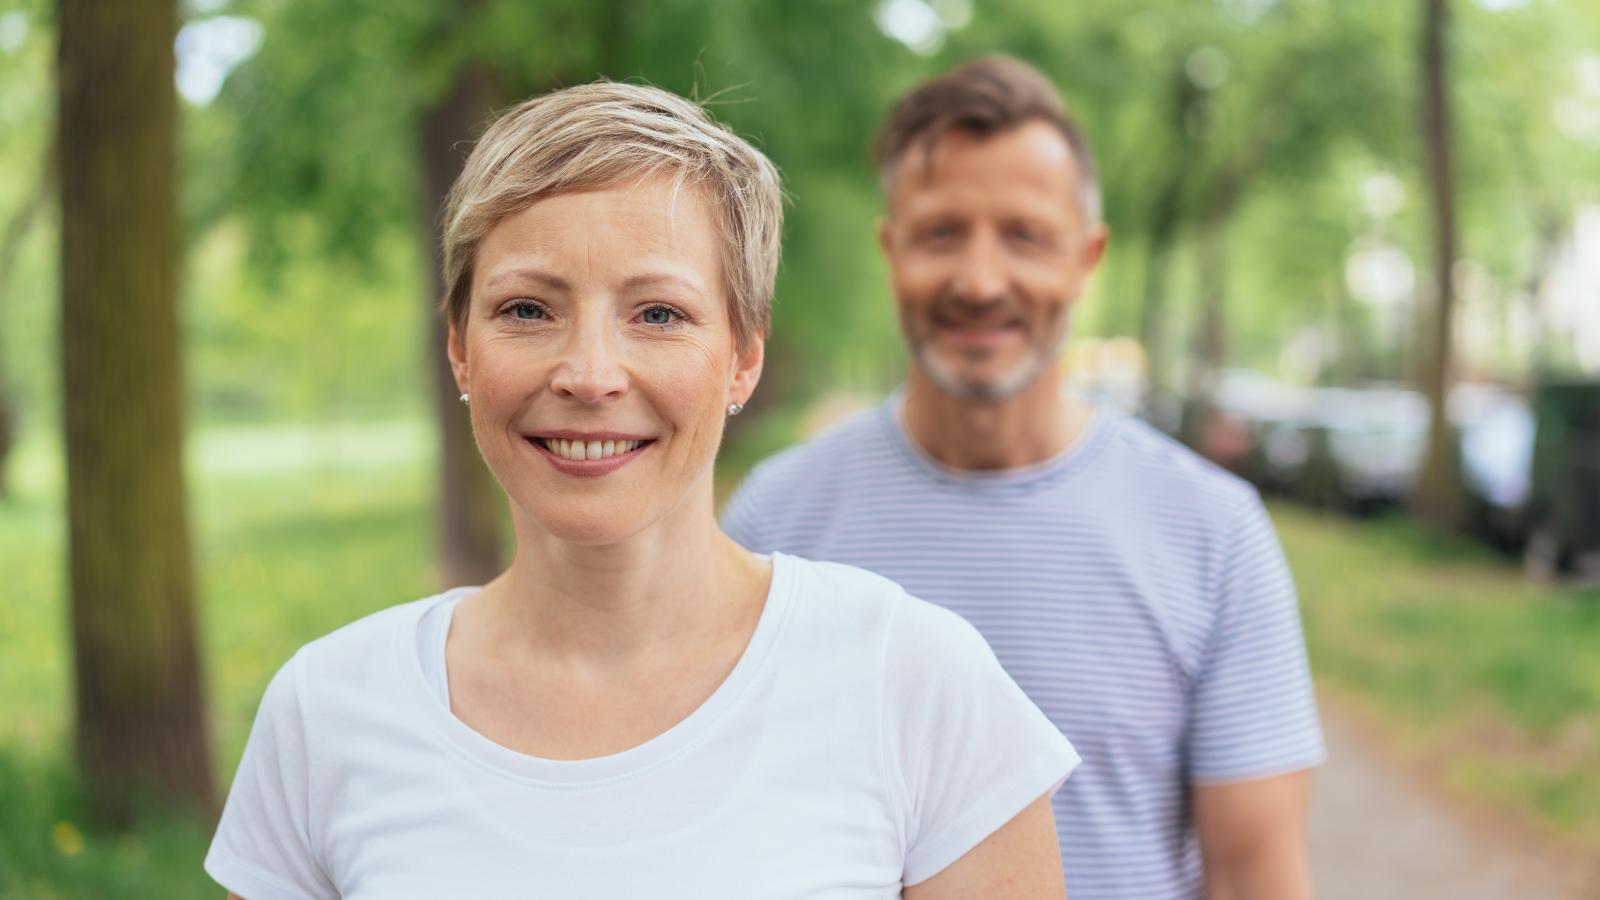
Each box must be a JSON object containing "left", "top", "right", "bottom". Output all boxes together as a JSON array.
[
  {"left": 510, "top": 301, "right": 545, "bottom": 320},
  {"left": 642, "top": 306, "right": 678, "bottom": 326}
]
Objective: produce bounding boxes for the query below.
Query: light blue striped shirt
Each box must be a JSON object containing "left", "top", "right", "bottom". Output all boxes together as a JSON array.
[{"left": 722, "top": 397, "right": 1325, "bottom": 900}]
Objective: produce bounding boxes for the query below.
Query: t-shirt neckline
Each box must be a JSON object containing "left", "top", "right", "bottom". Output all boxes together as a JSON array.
[
  {"left": 399, "top": 552, "right": 797, "bottom": 787},
  {"left": 880, "top": 389, "right": 1111, "bottom": 491}
]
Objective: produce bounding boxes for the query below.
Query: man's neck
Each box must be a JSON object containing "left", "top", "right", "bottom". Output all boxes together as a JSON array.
[{"left": 901, "top": 364, "right": 1095, "bottom": 472}]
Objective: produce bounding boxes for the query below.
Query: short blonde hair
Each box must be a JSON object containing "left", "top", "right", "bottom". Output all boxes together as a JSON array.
[{"left": 440, "top": 81, "right": 784, "bottom": 350}]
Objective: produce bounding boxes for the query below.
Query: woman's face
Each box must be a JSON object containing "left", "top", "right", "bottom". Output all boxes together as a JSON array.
[{"left": 449, "top": 175, "right": 762, "bottom": 546}]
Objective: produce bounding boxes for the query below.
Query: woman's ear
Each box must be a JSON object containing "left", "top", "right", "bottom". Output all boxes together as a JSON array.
[
  {"left": 730, "top": 335, "right": 765, "bottom": 409},
  {"left": 447, "top": 321, "right": 469, "bottom": 396}
]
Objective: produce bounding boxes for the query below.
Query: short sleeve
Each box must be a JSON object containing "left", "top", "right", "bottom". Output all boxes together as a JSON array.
[
  {"left": 205, "top": 656, "right": 337, "bottom": 900},
  {"left": 882, "top": 596, "right": 1080, "bottom": 886},
  {"left": 1187, "top": 496, "right": 1327, "bottom": 782},
  {"left": 719, "top": 463, "right": 773, "bottom": 553}
]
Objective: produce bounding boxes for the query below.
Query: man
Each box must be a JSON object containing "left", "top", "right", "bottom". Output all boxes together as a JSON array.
[{"left": 722, "top": 56, "right": 1324, "bottom": 899}]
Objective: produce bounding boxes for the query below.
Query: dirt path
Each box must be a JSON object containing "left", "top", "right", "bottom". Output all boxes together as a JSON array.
[{"left": 1308, "top": 704, "right": 1597, "bottom": 900}]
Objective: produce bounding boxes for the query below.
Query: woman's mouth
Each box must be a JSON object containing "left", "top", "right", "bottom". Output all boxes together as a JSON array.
[
  {"left": 531, "top": 437, "right": 651, "bottom": 461},
  {"left": 524, "top": 434, "right": 656, "bottom": 475}
]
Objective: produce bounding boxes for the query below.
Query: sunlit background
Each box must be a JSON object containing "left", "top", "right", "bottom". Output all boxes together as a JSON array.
[{"left": 1, "top": 0, "right": 1598, "bottom": 896}]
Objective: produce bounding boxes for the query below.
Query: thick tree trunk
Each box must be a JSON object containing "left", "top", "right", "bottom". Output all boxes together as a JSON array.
[
  {"left": 419, "top": 64, "right": 506, "bottom": 588},
  {"left": 1411, "top": 0, "right": 1464, "bottom": 532},
  {"left": 58, "top": 0, "right": 213, "bottom": 823}
]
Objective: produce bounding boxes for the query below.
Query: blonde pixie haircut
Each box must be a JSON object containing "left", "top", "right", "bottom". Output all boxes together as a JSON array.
[{"left": 440, "top": 81, "right": 784, "bottom": 351}]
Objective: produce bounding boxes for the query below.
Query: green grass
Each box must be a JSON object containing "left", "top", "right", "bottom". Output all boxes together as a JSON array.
[
  {"left": 1276, "top": 503, "right": 1600, "bottom": 844},
  {"left": 3, "top": 425, "right": 1597, "bottom": 894}
]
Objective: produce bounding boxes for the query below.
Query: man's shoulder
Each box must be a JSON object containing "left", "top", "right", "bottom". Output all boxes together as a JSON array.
[
  {"left": 734, "top": 403, "right": 893, "bottom": 497},
  {"left": 1093, "top": 410, "right": 1262, "bottom": 522}
]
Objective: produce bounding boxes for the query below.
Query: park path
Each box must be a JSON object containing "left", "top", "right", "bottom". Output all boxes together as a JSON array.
[{"left": 1308, "top": 703, "right": 1597, "bottom": 900}]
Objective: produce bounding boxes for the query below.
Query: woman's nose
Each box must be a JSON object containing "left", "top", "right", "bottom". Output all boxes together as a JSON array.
[{"left": 548, "top": 323, "right": 628, "bottom": 403}]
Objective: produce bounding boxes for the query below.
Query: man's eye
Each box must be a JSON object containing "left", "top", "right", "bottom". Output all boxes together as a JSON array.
[
  {"left": 641, "top": 306, "right": 680, "bottom": 326},
  {"left": 509, "top": 301, "right": 545, "bottom": 320}
]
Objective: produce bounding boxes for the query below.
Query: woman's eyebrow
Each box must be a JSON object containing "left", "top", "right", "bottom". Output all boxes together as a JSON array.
[
  {"left": 483, "top": 267, "right": 570, "bottom": 292},
  {"left": 619, "top": 272, "right": 702, "bottom": 294}
]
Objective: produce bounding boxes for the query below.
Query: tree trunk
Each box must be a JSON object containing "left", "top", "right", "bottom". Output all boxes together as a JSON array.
[
  {"left": 58, "top": 0, "right": 213, "bottom": 824},
  {"left": 1522, "top": 208, "right": 1564, "bottom": 379},
  {"left": 1137, "top": 66, "right": 1200, "bottom": 397},
  {"left": 1138, "top": 226, "right": 1179, "bottom": 399},
  {"left": 1411, "top": 0, "right": 1464, "bottom": 532},
  {"left": 419, "top": 63, "right": 506, "bottom": 589},
  {"left": 1182, "top": 216, "right": 1230, "bottom": 449}
]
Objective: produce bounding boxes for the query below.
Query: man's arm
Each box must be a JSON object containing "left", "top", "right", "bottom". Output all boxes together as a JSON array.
[
  {"left": 904, "top": 794, "right": 1066, "bottom": 900},
  {"left": 1193, "top": 770, "right": 1314, "bottom": 900}
]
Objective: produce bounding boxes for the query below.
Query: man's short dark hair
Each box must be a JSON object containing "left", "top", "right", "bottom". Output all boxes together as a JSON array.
[{"left": 873, "top": 55, "right": 1101, "bottom": 222}]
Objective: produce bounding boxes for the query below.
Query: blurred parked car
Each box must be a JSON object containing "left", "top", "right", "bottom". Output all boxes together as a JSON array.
[
  {"left": 1172, "top": 371, "right": 1597, "bottom": 577},
  {"left": 1206, "top": 372, "right": 1429, "bottom": 513}
]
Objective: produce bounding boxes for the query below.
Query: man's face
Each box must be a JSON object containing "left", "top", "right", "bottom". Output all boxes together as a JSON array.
[{"left": 879, "top": 121, "right": 1107, "bottom": 402}]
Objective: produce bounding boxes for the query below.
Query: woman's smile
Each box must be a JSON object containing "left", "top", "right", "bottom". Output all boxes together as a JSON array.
[{"left": 524, "top": 431, "right": 658, "bottom": 476}]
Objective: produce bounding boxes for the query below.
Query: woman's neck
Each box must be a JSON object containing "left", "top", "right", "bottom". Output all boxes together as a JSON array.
[{"left": 480, "top": 485, "right": 768, "bottom": 667}]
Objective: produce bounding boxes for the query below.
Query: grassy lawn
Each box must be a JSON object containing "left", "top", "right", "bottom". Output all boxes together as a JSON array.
[
  {"left": 2, "top": 422, "right": 1596, "bottom": 894},
  {"left": 1277, "top": 502, "right": 1600, "bottom": 847}
]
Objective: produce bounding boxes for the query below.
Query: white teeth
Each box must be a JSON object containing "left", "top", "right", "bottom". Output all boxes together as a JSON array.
[{"left": 540, "top": 438, "right": 646, "bottom": 460}]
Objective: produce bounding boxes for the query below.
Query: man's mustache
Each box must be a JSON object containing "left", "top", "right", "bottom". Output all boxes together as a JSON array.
[{"left": 926, "top": 291, "right": 1027, "bottom": 328}]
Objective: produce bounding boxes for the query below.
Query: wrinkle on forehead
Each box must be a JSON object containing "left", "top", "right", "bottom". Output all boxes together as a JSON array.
[{"left": 471, "top": 173, "right": 723, "bottom": 305}]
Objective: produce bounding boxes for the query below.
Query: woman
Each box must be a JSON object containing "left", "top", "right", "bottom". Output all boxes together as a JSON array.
[{"left": 206, "top": 81, "right": 1078, "bottom": 899}]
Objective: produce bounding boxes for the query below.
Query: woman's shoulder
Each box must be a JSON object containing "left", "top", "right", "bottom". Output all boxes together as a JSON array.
[
  {"left": 287, "top": 589, "right": 469, "bottom": 684},
  {"left": 775, "top": 553, "right": 986, "bottom": 658},
  {"left": 778, "top": 553, "right": 909, "bottom": 619}
]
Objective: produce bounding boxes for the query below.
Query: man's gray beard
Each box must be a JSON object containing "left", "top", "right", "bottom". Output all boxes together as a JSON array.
[{"left": 912, "top": 340, "right": 1051, "bottom": 403}]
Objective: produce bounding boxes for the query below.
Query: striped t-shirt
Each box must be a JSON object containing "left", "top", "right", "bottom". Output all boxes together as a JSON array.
[{"left": 721, "top": 396, "right": 1325, "bottom": 900}]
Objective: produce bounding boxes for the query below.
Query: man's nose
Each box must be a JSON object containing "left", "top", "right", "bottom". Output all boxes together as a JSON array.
[
  {"left": 548, "top": 319, "right": 628, "bottom": 403},
  {"left": 949, "top": 232, "right": 1009, "bottom": 305}
]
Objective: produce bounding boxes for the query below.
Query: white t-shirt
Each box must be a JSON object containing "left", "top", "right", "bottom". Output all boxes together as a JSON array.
[{"left": 206, "top": 553, "right": 1080, "bottom": 899}]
